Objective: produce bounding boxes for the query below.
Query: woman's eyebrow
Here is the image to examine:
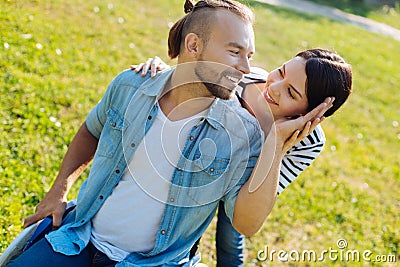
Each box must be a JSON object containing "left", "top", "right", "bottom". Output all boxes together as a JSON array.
[{"left": 283, "top": 64, "right": 303, "bottom": 98}]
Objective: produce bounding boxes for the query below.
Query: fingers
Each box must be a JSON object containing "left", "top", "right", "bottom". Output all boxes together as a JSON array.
[
  {"left": 139, "top": 58, "right": 152, "bottom": 76},
  {"left": 24, "top": 213, "right": 44, "bottom": 228},
  {"left": 132, "top": 63, "right": 144, "bottom": 72},
  {"left": 282, "top": 129, "right": 301, "bottom": 153},
  {"left": 52, "top": 210, "right": 65, "bottom": 229},
  {"left": 308, "top": 116, "right": 323, "bottom": 134},
  {"left": 150, "top": 56, "right": 161, "bottom": 77},
  {"left": 302, "top": 97, "right": 333, "bottom": 123},
  {"left": 132, "top": 59, "right": 152, "bottom": 76},
  {"left": 288, "top": 130, "right": 300, "bottom": 145},
  {"left": 303, "top": 102, "right": 325, "bottom": 122},
  {"left": 279, "top": 97, "right": 333, "bottom": 151},
  {"left": 298, "top": 120, "right": 312, "bottom": 140},
  {"left": 296, "top": 111, "right": 324, "bottom": 140},
  {"left": 300, "top": 97, "right": 332, "bottom": 134},
  {"left": 315, "top": 97, "right": 335, "bottom": 118},
  {"left": 24, "top": 210, "right": 66, "bottom": 229},
  {"left": 131, "top": 56, "right": 169, "bottom": 77}
]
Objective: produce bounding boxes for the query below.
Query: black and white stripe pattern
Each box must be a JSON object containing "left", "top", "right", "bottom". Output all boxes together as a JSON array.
[
  {"left": 235, "top": 67, "right": 268, "bottom": 97},
  {"left": 238, "top": 67, "right": 326, "bottom": 195},
  {"left": 278, "top": 126, "right": 325, "bottom": 194}
]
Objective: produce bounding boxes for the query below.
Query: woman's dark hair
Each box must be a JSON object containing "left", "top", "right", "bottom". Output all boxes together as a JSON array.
[
  {"left": 297, "top": 49, "right": 352, "bottom": 117},
  {"left": 168, "top": 0, "right": 254, "bottom": 59}
]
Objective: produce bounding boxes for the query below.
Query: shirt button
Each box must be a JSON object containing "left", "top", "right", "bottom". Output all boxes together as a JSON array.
[
  {"left": 170, "top": 198, "right": 174, "bottom": 203},
  {"left": 210, "top": 168, "right": 214, "bottom": 172},
  {"left": 99, "top": 195, "right": 104, "bottom": 200},
  {"left": 131, "top": 143, "right": 135, "bottom": 148},
  {"left": 148, "top": 115, "right": 152, "bottom": 120},
  {"left": 116, "top": 169, "right": 120, "bottom": 174},
  {"left": 112, "top": 122, "right": 117, "bottom": 127},
  {"left": 81, "top": 219, "right": 85, "bottom": 223},
  {"left": 161, "top": 230, "right": 166, "bottom": 235},
  {"left": 189, "top": 136, "right": 194, "bottom": 141}
]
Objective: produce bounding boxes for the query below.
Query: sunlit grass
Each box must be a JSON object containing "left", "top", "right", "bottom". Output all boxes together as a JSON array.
[{"left": 306, "top": 0, "right": 400, "bottom": 29}]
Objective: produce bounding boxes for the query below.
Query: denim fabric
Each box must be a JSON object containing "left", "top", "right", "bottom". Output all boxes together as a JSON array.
[
  {"left": 44, "top": 68, "right": 263, "bottom": 266},
  {"left": 6, "top": 238, "right": 117, "bottom": 267},
  {"left": 216, "top": 201, "right": 245, "bottom": 267},
  {"left": 90, "top": 242, "right": 118, "bottom": 267}
]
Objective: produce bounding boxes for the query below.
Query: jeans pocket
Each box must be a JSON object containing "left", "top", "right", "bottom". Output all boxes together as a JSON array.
[{"left": 91, "top": 249, "right": 117, "bottom": 267}]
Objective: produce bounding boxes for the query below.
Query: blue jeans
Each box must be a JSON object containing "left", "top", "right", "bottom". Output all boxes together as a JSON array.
[
  {"left": 216, "top": 201, "right": 245, "bottom": 267},
  {"left": 6, "top": 237, "right": 117, "bottom": 267}
]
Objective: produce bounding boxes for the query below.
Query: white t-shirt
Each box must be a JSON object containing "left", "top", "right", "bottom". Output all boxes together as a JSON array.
[{"left": 91, "top": 106, "right": 207, "bottom": 261}]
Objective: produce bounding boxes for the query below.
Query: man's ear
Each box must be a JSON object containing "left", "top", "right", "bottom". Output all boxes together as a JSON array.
[{"left": 184, "top": 33, "right": 203, "bottom": 59}]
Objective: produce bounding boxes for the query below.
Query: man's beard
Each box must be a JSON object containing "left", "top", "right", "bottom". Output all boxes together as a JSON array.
[
  {"left": 194, "top": 59, "right": 242, "bottom": 100},
  {"left": 201, "top": 81, "right": 232, "bottom": 100}
]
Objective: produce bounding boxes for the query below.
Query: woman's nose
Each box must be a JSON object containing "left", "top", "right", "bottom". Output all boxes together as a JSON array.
[{"left": 269, "top": 81, "right": 281, "bottom": 96}]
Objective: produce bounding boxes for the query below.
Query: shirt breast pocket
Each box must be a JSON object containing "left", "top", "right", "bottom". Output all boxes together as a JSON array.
[
  {"left": 186, "top": 155, "right": 230, "bottom": 204},
  {"left": 97, "top": 108, "right": 129, "bottom": 158}
]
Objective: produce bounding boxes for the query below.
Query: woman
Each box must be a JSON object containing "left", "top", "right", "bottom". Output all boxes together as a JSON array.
[{"left": 132, "top": 48, "right": 352, "bottom": 266}]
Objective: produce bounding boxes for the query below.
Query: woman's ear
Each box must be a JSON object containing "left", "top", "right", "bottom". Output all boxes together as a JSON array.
[{"left": 184, "top": 33, "right": 203, "bottom": 58}]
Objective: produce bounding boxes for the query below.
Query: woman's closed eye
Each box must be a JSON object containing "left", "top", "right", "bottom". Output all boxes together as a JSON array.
[
  {"left": 278, "top": 68, "right": 284, "bottom": 78},
  {"left": 288, "top": 88, "right": 295, "bottom": 99}
]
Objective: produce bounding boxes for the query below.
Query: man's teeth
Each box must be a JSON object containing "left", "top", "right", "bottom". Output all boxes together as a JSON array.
[{"left": 226, "top": 75, "right": 239, "bottom": 83}]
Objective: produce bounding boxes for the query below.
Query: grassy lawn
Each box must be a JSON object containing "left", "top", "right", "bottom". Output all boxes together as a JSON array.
[
  {"left": 1, "top": 0, "right": 399, "bottom": 266},
  {"left": 306, "top": 0, "right": 400, "bottom": 29}
]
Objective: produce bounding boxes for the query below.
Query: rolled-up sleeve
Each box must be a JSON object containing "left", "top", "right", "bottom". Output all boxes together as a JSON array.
[
  {"left": 222, "top": 123, "right": 263, "bottom": 223},
  {"left": 85, "top": 75, "right": 122, "bottom": 139},
  {"left": 222, "top": 155, "right": 259, "bottom": 223}
]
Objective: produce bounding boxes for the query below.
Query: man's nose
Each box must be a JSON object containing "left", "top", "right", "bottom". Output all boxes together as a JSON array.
[{"left": 236, "top": 56, "right": 251, "bottom": 74}]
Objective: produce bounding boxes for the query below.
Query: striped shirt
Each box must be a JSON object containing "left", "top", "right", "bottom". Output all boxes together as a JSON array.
[{"left": 237, "top": 67, "right": 326, "bottom": 195}]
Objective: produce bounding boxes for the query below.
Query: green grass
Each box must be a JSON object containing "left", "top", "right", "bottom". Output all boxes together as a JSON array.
[
  {"left": 1, "top": 0, "right": 399, "bottom": 266},
  {"left": 306, "top": 0, "right": 400, "bottom": 29}
]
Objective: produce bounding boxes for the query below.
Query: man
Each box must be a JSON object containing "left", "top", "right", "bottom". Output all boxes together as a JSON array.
[{"left": 8, "top": 1, "right": 263, "bottom": 266}]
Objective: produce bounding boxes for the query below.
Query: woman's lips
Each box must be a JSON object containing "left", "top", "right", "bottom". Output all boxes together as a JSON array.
[{"left": 264, "top": 88, "right": 278, "bottom": 105}]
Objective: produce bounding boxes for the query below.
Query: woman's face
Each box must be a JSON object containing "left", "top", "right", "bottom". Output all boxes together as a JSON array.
[{"left": 242, "top": 57, "right": 309, "bottom": 122}]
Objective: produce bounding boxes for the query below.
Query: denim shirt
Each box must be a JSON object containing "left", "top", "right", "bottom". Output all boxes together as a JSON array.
[{"left": 46, "top": 68, "right": 263, "bottom": 266}]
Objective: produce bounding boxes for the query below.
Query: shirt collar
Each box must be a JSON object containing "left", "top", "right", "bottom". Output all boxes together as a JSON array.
[
  {"left": 139, "top": 68, "right": 174, "bottom": 96},
  {"left": 203, "top": 96, "right": 241, "bottom": 130}
]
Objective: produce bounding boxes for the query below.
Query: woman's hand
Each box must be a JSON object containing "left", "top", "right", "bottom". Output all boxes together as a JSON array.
[
  {"left": 276, "top": 97, "right": 334, "bottom": 154},
  {"left": 130, "top": 56, "right": 170, "bottom": 77},
  {"left": 281, "top": 117, "right": 324, "bottom": 153}
]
